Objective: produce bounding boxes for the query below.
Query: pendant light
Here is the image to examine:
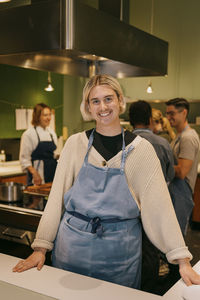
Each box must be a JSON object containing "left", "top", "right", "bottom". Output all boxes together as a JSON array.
[
  {"left": 146, "top": 81, "right": 153, "bottom": 94},
  {"left": 44, "top": 72, "right": 54, "bottom": 92},
  {"left": 146, "top": 0, "right": 154, "bottom": 94}
]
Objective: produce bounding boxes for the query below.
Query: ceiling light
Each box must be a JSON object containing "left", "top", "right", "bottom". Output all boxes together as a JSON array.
[
  {"left": 44, "top": 72, "right": 54, "bottom": 92},
  {"left": 0, "top": 0, "right": 11, "bottom": 2},
  {"left": 146, "top": 81, "right": 153, "bottom": 94}
]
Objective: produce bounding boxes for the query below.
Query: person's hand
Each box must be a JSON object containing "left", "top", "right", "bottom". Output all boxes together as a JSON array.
[
  {"left": 178, "top": 258, "right": 200, "bottom": 286},
  {"left": 12, "top": 248, "right": 47, "bottom": 273},
  {"left": 32, "top": 170, "right": 42, "bottom": 185}
]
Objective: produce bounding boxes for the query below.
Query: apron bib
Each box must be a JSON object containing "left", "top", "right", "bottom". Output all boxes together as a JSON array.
[
  {"left": 27, "top": 128, "right": 57, "bottom": 185},
  {"left": 52, "top": 129, "right": 142, "bottom": 288}
]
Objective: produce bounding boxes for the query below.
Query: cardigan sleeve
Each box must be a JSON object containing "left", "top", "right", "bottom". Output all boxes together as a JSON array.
[
  {"left": 31, "top": 133, "right": 83, "bottom": 251},
  {"left": 125, "top": 138, "right": 192, "bottom": 264},
  {"left": 140, "top": 160, "right": 192, "bottom": 263}
]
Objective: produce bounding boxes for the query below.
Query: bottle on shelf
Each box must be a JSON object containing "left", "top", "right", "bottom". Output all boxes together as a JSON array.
[{"left": 0, "top": 150, "right": 6, "bottom": 162}]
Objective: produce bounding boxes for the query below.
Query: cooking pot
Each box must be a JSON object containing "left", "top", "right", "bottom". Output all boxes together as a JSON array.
[{"left": 0, "top": 182, "right": 25, "bottom": 202}]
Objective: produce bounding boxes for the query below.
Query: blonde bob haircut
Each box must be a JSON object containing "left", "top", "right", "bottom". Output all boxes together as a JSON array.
[{"left": 80, "top": 74, "right": 126, "bottom": 121}]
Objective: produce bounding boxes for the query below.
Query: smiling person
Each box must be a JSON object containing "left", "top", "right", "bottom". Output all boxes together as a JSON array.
[
  {"left": 166, "top": 98, "right": 200, "bottom": 235},
  {"left": 13, "top": 76, "right": 200, "bottom": 290},
  {"left": 19, "top": 103, "right": 58, "bottom": 185}
]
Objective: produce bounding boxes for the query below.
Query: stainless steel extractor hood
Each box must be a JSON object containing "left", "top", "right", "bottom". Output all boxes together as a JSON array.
[{"left": 0, "top": 0, "right": 168, "bottom": 78}]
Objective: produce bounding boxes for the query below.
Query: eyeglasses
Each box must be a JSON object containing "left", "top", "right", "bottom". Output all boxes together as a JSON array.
[{"left": 165, "top": 109, "right": 183, "bottom": 117}]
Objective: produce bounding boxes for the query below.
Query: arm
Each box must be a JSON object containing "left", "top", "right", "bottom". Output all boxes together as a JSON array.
[
  {"left": 174, "top": 158, "right": 193, "bottom": 179},
  {"left": 142, "top": 162, "right": 200, "bottom": 285},
  {"left": 125, "top": 139, "right": 200, "bottom": 285},
  {"left": 13, "top": 140, "right": 72, "bottom": 272},
  {"left": 13, "top": 133, "right": 85, "bottom": 272},
  {"left": 27, "top": 165, "right": 42, "bottom": 185},
  {"left": 174, "top": 131, "right": 199, "bottom": 179}
]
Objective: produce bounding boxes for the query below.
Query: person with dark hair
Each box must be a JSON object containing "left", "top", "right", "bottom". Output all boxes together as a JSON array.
[
  {"left": 19, "top": 103, "right": 58, "bottom": 185},
  {"left": 166, "top": 98, "right": 200, "bottom": 235},
  {"left": 13, "top": 77, "right": 200, "bottom": 291},
  {"left": 129, "top": 100, "right": 175, "bottom": 183},
  {"left": 129, "top": 100, "right": 175, "bottom": 293}
]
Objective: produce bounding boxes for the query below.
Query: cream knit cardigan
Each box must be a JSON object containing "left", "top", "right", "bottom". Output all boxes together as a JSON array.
[{"left": 32, "top": 131, "right": 192, "bottom": 264}]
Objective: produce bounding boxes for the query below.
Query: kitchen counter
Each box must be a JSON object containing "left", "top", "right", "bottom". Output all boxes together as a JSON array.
[
  {"left": 1, "top": 253, "right": 200, "bottom": 300},
  {"left": 0, "top": 160, "right": 25, "bottom": 177},
  {"left": 0, "top": 254, "right": 200, "bottom": 300},
  {"left": 0, "top": 253, "right": 162, "bottom": 300},
  {"left": 0, "top": 280, "right": 56, "bottom": 300},
  {"left": 163, "top": 261, "right": 200, "bottom": 300}
]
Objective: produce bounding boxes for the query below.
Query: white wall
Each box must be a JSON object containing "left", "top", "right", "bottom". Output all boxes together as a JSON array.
[{"left": 119, "top": 0, "right": 200, "bottom": 102}]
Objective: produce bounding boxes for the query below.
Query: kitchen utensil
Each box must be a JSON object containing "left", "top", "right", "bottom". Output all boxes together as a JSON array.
[
  {"left": 24, "top": 182, "right": 52, "bottom": 196},
  {"left": 0, "top": 182, "right": 25, "bottom": 202}
]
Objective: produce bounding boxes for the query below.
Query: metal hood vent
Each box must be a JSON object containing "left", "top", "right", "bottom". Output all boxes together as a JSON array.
[{"left": 0, "top": 0, "right": 168, "bottom": 78}]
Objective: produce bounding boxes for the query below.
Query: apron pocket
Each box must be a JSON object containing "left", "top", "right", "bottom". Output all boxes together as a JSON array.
[{"left": 64, "top": 215, "right": 95, "bottom": 236}]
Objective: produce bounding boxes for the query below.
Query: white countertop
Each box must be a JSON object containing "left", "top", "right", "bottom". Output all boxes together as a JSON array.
[
  {"left": 0, "top": 160, "right": 25, "bottom": 177},
  {"left": 0, "top": 253, "right": 162, "bottom": 300},
  {"left": 1, "top": 253, "right": 200, "bottom": 300},
  {"left": 163, "top": 261, "right": 200, "bottom": 300}
]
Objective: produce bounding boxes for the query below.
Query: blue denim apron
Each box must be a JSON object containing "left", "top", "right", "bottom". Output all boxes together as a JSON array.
[
  {"left": 168, "top": 178, "right": 193, "bottom": 235},
  {"left": 52, "top": 129, "right": 142, "bottom": 288}
]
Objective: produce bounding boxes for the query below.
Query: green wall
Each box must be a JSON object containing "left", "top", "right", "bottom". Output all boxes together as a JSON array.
[
  {"left": 0, "top": 65, "right": 63, "bottom": 138},
  {"left": 63, "top": 75, "right": 95, "bottom": 137}
]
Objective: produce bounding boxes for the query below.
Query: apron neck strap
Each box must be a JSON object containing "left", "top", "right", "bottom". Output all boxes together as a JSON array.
[
  {"left": 84, "top": 129, "right": 95, "bottom": 163},
  {"left": 84, "top": 127, "right": 132, "bottom": 171}
]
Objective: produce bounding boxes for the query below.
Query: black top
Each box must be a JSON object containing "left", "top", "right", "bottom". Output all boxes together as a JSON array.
[{"left": 86, "top": 129, "right": 136, "bottom": 161}]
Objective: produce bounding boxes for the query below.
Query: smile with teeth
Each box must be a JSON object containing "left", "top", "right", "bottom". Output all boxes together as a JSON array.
[{"left": 99, "top": 112, "right": 111, "bottom": 117}]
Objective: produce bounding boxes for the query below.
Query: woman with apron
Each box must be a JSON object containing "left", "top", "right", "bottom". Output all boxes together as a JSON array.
[
  {"left": 19, "top": 103, "right": 58, "bottom": 185},
  {"left": 14, "top": 76, "right": 200, "bottom": 289}
]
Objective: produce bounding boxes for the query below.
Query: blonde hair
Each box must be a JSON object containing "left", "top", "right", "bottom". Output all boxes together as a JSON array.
[
  {"left": 152, "top": 108, "right": 176, "bottom": 140},
  {"left": 80, "top": 74, "right": 126, "bottom": 121}
]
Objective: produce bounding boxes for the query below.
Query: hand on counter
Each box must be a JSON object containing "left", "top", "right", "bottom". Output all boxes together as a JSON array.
[
  {"left": 12, "top": 248, "right": 47, "bottom": 273},
  {"left": 178, "top": 258, "right": 200, "bottom": 286}
]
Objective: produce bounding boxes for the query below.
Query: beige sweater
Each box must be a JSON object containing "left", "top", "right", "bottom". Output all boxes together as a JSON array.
[{"left": 32, "top": 131, "right": 192, "bottom": 264}]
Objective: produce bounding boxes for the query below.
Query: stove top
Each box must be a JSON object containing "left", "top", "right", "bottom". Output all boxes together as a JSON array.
[{"left": 0, "top": 194, "right": 47, "bottom": 213}]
